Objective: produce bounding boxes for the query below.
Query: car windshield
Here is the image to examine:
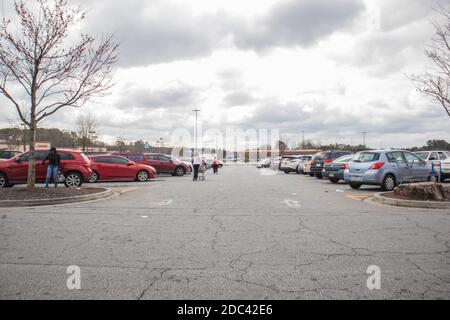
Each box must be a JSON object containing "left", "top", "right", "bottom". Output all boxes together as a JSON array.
[
  {"left": 414, "top": 152, "right": 428, "bottom": 160},
  {"left": 353, "top": 152, "right": 380, "bottom": 163}
]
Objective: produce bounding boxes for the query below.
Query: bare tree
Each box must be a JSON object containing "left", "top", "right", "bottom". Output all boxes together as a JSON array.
[
  {"left": 0, "top": 0, "right": 118, "bottom": 187},
  {"left": 411, "top": 5, "right": 450, "bottom": 118},
  {"left": 76, "top": 113, "right": 97, "bottom": 152}
]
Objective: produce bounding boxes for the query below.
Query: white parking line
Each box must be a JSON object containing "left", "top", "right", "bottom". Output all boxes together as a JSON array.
[
  {"left": 156, "top": 199, "right": 174, "bottom": 206},
  {"left": 282, "top": 199, "right": 301, "bottom": 208}
]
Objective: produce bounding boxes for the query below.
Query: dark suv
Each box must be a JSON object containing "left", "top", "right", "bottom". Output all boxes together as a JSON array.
[
  {"left": 310, "top": 150, "right": 353, "bottom": 179},
  {"left": 0, "top": 149, "right": 93, "bottom": 188},
  {"left": 112, "top": 153, "right": 189, "bottom": 176}
]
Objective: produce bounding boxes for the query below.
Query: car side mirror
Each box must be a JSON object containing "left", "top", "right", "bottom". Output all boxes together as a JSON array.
[
  {"left": 15, "top": 158, "right": 21, "bottom": 163},
  {"left": 127, "top": 162, "right": 133, "bottom": 166}
]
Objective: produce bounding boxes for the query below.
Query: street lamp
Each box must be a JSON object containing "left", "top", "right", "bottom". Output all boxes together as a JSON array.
[
  {"left": 362, "top": 132, "right": 367, "bottom": 149},
  {"left": 192, "top": 109, "right": 200, "bottom": 153},
  {"left": 89, "top": 130, "right": 96, "bottom": 154}
]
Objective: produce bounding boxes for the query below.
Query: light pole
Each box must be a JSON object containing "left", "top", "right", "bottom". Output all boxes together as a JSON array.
[
  {"left": 193, "top": 109, "right": 200, "bottom": 153},
  {"left": 89, "top": 130, "right": 96, "bottom": 154},
  {"left": 302, "top": 130, "right": 305, "bottom": 149},
  {"left": 362, "top": 132, "right": 367, "bottom": 149}
]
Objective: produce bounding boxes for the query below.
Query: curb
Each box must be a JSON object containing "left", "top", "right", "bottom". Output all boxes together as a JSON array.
[
  {"left": 372, "top": 192, "right": 450, "bottom": 209},
  {"left": 0, "top": 188, "right": 113, "bottom": 208}
]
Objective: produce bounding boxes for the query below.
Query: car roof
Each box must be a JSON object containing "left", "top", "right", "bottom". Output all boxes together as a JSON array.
[{"left": 35, "top": 148, "right": 81, "bottom": 153}]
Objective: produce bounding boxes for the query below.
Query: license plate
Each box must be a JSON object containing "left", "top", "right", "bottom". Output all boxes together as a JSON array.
[
  {"left": 329, "top": 173, "right": 334, "bottom": 177},
  {"left": 351, "top": 176, "right": 363, "bottom": 182}
]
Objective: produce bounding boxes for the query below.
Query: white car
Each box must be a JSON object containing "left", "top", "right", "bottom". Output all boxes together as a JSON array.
[
  {"left": 256, "top": 158, "right": 271, "bottom": 168},
  {"left": 279, "top": 155, "right": 312, "bottom": 174},
  {"left": 414, "top": 151, "right": 450, "bottom": 181}
]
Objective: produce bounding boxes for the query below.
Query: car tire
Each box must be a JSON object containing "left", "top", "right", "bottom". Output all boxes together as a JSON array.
[
  {"left": 350, "top": 183, "right": 362, "bottom": 190},
  {"left": 175, "top": 166, "right": 185, "bottom": 176},
  {"left": 0, "top": 173, "right": 9, "bottom": 188},
  {"left": 64, "top": 172, "right": 83, "bottom": 188},
  {"left": 89, "top": 171, "right": 99, "bottom": 183},
  {"left": 309, "top": 172, "right": 314, "bottom": 177},
  {"left": 316, "top": 174, "right": 323, "bottom": 180},
  {"left": 329, "top": 178, "right": 340, "bottom": 184},
  {"left": 137, "top": 170, "right": 149, "bottom": 182},
  {"left": 382, "top": 174, "right": 396, "bottom": 191},
  {"left": 284, "top": 170, "right": 290, "bottom": 174}
]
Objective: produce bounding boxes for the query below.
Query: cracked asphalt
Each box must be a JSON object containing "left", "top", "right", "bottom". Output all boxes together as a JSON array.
[{"left": 0, "top": 165, "right": 449, "bottom": 300}]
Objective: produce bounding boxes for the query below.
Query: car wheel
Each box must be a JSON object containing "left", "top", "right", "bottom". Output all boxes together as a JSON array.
[
  {"left": 382, "top": 174, "right": 396, "bottom": 191},
  {"left": 89, "top": 171, "right": 99, "bottom": 183},
  {"left": 350, "top": 183, "right": 362, "bottom": 190},
  {"left": 64, "top": 172, "right": 83, "bottom": 188},
  {"left": 329, "top": 178, "right": 340, "bottom": 184},
  {"left": 309, "top": 172, "right": 314, "bottom": 177},
  {"left": 284, "top": 170, "right": 290, "bottom": 174},
  {"left": 137, "top": 170, "right": 149, "bottom": 182},
  {"left": 175, "top": 167, "right": 185, "bottom": 176},
  {"left": 316, "top": 174, "right": 323, "bottom": 180},
  {"left": 0, "top": 173, "right": 9, "bottom": 188}
]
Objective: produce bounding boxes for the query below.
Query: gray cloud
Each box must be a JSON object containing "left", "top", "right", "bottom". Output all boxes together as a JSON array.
[
  {"left": 234, "top": 0, "right": 365, "bottom": 50},
  {"left": 78, "top": 0, "right": 365, "bottom": 67}
]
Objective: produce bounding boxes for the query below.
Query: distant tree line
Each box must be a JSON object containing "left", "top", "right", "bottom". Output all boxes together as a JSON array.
[{"left": 0, "top": 127, "right": 106, "bottom": 149}]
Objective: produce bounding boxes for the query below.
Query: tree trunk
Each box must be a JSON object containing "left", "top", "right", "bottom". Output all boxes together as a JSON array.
[{"left": 27, "top": 122, "right": 37, "bottom": 189}]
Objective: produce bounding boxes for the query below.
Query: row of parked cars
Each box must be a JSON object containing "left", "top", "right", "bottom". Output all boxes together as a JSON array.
[
  {"left": 259, "top": 149, "right": 450, "bottom": 191},
  {"left": 0, "top": 149, "right": 198, "bottom": 188}
]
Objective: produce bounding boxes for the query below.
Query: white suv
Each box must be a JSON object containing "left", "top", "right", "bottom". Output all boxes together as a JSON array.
[
  {"left": 414, "top": 151, "right": 450, "bottom": 181},
  {"left": 280, "top": 155, "right": 312, "bottom": 174}
]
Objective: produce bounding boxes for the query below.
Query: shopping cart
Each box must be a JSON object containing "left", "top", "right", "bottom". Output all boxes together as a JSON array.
[{"left": 198, "top": 163, "right": 207, "bottom": 181}]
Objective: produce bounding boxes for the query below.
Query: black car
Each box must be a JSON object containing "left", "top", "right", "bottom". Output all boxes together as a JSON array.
[
  {"left": 322, "top": 154, "right": 355, "bottom": 183},
  {"left": 310, "top": 150, "right": 353, "bottom": 179},
  {"left": 0, "top": 150, "right": 22, "bottom": 161}
]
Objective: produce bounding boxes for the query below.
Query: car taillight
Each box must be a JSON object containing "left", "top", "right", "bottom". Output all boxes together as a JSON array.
[
  {"left": 369, "top": 162, "right": 385, "bottom": 170},
  {"left": 324, "top": 159, "right": 333, "bottom": 164},
  {"left": 341, "top": 163, "right": 348, "bottom": 170}
]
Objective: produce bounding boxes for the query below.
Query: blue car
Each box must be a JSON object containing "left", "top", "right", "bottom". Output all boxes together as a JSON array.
[{"left": 344, "top": 150, "right": 432, "bottom": 191}]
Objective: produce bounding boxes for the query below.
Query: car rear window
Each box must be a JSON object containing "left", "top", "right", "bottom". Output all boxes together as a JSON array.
[
  {"left": 313, "top": 152, "right": 330, "bottom": 160},
  {"left": 335, "top": 155, "right": 354, "bottom": 163},
  {"left": 353, "top": 152, "right": 380, "bottom": 163}
]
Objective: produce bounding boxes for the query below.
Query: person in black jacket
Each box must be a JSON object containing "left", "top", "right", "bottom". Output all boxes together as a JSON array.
[{"left": 42, "top": 147, "right": 61, "bottom": 188}]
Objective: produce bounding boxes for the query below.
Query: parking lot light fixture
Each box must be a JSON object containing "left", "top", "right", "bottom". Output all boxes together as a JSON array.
[{"left": 193, "top": 109, "right": 200, "bottom": 152}]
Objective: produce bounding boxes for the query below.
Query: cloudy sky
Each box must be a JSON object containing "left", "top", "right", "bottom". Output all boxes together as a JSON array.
[{"left": 1, "top": 0, "right": 450, "bottom": 149}]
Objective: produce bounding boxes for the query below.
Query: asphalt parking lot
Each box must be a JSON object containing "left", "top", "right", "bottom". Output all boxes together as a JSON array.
[{"left": 0, "top": 165, "right": 449, "bottom": 299}]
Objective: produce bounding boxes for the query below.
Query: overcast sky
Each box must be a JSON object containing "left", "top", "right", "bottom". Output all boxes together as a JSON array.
[{"left": 1, "top": 0, "right": 449, "bottom": 149}]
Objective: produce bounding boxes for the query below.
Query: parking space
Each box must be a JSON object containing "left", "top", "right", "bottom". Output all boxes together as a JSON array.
[{"left": 0, "top": 165, "right": 449, "bottom": 299}]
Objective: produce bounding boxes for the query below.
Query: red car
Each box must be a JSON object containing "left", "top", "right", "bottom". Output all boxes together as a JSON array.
[
  {"left": 89, "top": 155, "right": 156, "bottom": 182},
  {"left": 0, "top": 149, "right": 93, "bottom": 188},
  {"left": 112, "top": 153, "right": 189, "bottom": 176}
]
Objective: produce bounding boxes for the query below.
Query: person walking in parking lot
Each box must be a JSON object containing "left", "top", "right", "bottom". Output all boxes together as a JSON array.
[
  {"left": 42, "top": 147, "right": 61, "bottom": 188},
  {"left": 212, "top": 157, "right": 220, "bottom": 174},
  {"left": 192, "top": 152, "right": 201, "bottom": 181}
]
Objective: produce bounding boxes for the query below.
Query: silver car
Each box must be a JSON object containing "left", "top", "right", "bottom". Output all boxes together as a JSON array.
[{"left": 344, "top": 150, "right": 432, "bottom": 191}]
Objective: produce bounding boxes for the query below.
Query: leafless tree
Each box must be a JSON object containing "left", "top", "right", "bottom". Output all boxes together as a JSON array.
[
  {"left": 76, "top": 113, "right": 97, "bottom": 152},
  {"left": 411, "top": 5, "right": 450, "bottom": 118},
  {"left": 0, "top": 0, "right": 118, "bottom": 187}
]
